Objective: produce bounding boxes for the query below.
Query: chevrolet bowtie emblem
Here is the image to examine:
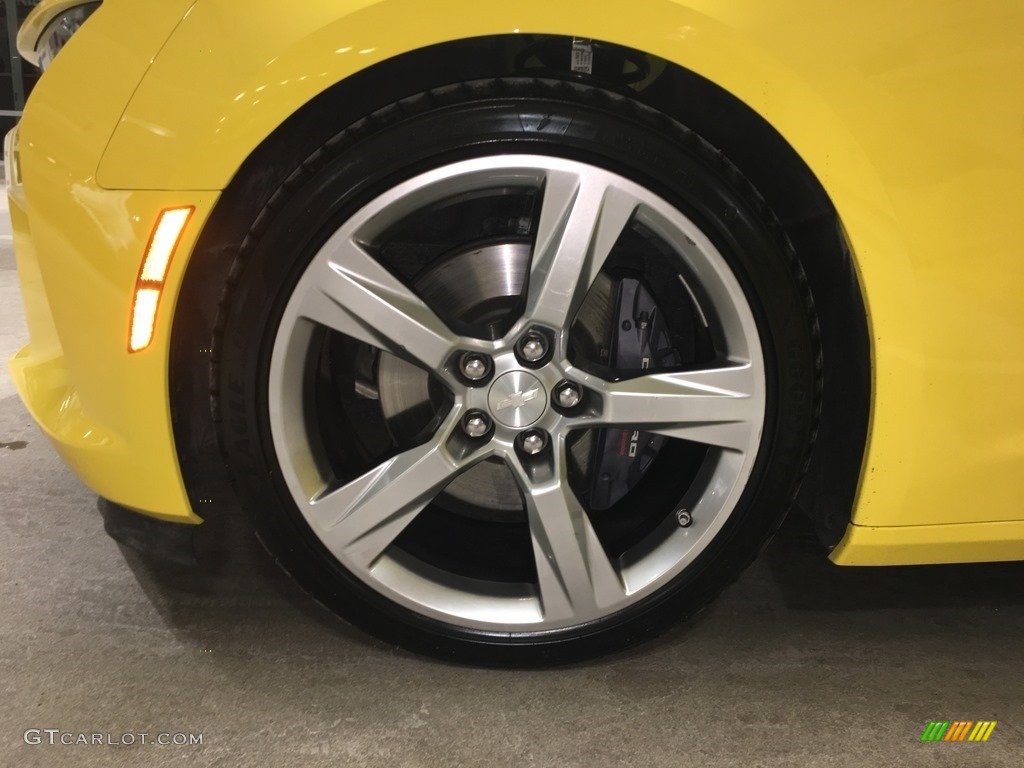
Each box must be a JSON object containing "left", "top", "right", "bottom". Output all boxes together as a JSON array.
[{"left": 496, "top": 388, "right": 541, "bottom": 412}]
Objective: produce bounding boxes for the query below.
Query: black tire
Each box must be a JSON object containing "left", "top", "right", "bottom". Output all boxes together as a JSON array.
[{"left": 214, "top": 78, "right": 819, "bottom": 666}]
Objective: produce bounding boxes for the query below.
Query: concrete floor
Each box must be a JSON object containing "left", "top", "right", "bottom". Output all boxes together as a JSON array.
[{"left": 1, "top": 199, "right": 1022, "bottom": 768}]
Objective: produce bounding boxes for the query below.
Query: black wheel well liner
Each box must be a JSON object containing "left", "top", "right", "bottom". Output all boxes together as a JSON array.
[{"left": 169, "top": 34, "right": 869, "bottom": 549}]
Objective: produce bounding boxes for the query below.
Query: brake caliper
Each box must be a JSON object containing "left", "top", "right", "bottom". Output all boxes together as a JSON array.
[{"left": 588, "top": 277, "right": 680, "bottom": 510}]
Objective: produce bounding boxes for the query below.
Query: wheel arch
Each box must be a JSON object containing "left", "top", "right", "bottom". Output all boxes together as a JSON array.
[{"left": 168, "top": 33, "right": 870, "bottom": 548}]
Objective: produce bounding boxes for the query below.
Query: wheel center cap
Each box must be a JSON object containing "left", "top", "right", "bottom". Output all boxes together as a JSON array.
[{"left": 488, "top": 371, "right": 547, "bottom": 428}]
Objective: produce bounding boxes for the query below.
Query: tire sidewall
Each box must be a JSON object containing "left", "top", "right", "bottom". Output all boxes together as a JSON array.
[{"left": 216, "top": 81, "right": 817, "bottom": 664}]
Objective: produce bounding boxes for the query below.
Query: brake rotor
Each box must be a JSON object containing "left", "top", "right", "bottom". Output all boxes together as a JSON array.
[{"left": 376, "top": 240, "right": 661, "bottom": 518}]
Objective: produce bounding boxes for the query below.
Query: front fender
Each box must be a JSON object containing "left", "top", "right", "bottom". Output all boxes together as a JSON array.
[{"left": 98, "top": 1, "right": 1024, "bottom": 546}]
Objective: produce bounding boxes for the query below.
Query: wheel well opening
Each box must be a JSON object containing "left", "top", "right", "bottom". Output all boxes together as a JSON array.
[{"left": 170, "top": 33, "right": 869, "bottom": 549}]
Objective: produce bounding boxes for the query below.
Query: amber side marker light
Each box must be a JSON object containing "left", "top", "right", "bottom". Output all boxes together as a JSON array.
[{"left": 129, "top": 207, "right": 194, "bottom": 353}]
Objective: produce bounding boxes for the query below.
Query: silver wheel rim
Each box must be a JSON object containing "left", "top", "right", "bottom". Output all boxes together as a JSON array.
[{"left": 268, "top": 155, "right": 766, "bottom": 632}]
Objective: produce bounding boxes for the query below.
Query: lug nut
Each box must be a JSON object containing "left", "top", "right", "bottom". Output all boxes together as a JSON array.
[
  {"left": 462, "top": 412, "right": 491, "bottom": 439},
  {"left": 518, "top": 332, "right": 547, "bottom": 363},
  {"left": 519, "top": 429, "right": 548, "bottom": 456},
  {"left": 555, "top": 381, "right": 583, "bottom": 409},
  {"left": 460, "top": 352, "right": 490, "bottom": 382}
]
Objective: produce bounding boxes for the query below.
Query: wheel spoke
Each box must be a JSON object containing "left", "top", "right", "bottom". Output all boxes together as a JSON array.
[
  {"left": 525, "top": 169, "right": 638, "bottom": 334},
  {"left": 268, "top": 155, "right": 772, "bottom": 633},
  {"left": 581, "top": 362, "right": 762, "bottom": 452},
  {"left": 304, "top": 418, "right": 481, "bottom": 569},
  {"left": 296, "top": 234, "right": 459, "bottom": 371},
  {"left": 508, "top": 443, "right": 624, "bottom": 620}
]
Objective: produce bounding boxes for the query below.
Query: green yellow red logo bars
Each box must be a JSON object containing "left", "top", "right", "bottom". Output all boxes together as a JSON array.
[{"left": 920, "top": 721, "right": 997, "bottom": 742}]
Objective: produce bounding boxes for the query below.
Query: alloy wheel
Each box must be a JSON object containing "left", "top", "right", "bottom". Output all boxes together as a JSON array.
[{"left": 267, "top": 155, "right": 766, "bottom": 632}]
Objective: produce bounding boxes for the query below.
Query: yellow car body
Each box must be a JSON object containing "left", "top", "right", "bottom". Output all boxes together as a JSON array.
[{"left": 8, "top": 0, "right": 1024, "bottom": 564}]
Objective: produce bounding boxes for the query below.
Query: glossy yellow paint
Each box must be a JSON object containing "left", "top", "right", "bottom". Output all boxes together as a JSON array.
[
  {"left": 8, "top": 188, "right": 216, "bottom": 523},
  {"left": 832, "top": 521, "right": 1024, "bottom": 566},
  {"left": 9, "top": 1, "right": 1024, "bottom": 560},
  {"left": 8, "top": 0, "right": 206, "bottom": 521}
]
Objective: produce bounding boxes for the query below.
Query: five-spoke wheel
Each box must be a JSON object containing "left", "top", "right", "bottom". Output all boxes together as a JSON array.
[{"left": 215, "top": 80, "right": 817, "bottom": 663}]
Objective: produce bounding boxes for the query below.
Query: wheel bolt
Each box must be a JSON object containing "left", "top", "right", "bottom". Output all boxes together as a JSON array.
[
  {"left": 460, "top": 352, "right": 490, "bottom": 382},
  {"left": 462, "top": 411, "right": 491, "bottom": 439},
  {"left": 518, "top": 332, "right": 547, "bottom": 363},
  {"left": 555, "top": 381, "right": 583, "bottom": 409},
  {"left": 519, "top": 429, "right": 548, "bottom": 455}
]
